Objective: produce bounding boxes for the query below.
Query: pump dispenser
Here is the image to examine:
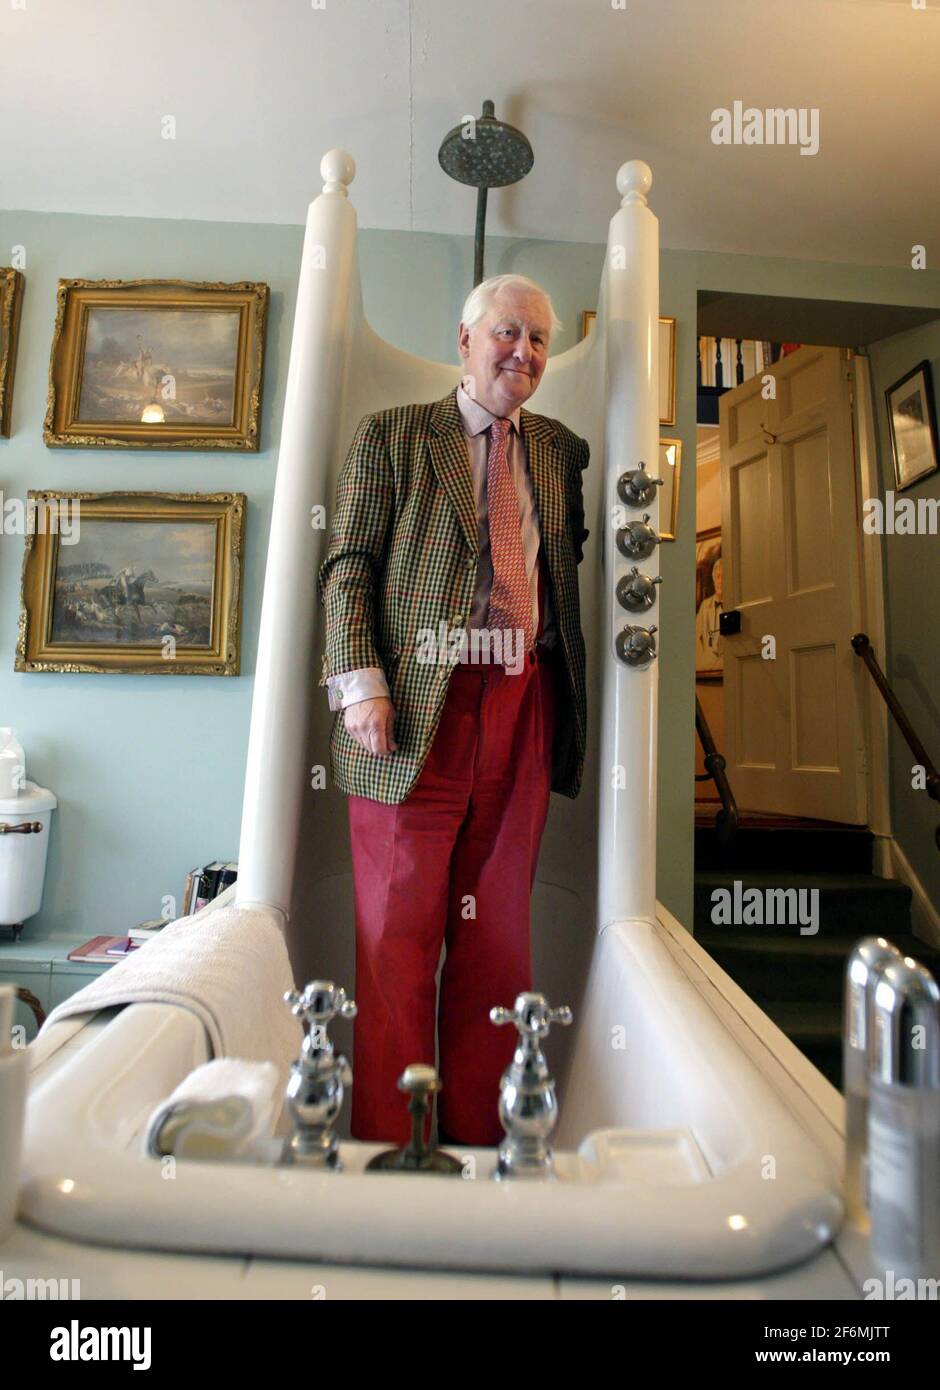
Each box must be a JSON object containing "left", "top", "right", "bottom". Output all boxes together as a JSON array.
[
  {"left": 843, "top": 936, "right": 903, "bottom": 1223},
  {"left": 868, "top": 956, "right": 940, "bottom": 1278}
]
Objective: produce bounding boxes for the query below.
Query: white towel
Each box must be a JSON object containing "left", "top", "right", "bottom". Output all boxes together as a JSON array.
[
  {"left": 40, "top": 901, "right": 303, "bottom": 1111},
  {"left": 144, "top": 1058, "right": 281, "bottom": 1162}
]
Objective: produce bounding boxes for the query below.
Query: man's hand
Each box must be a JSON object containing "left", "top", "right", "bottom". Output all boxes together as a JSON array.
[{"left": 344, "top": 696, "right": 398, "bottom": 757}]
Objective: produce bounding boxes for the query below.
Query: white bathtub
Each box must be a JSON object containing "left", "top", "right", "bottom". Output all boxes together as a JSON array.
[{"left": 14, "top": 901, "right": 861, "bottom": 1288}]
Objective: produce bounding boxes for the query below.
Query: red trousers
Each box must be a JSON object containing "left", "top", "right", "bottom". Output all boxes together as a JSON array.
[{"left": 347, "top": 562, "right": 560, "bottom": 1146}]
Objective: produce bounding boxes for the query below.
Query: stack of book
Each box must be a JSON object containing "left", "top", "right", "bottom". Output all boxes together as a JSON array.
[
  {"left": 182, "top": 861, "right": 238, "bottom": 916},
  {"left": 67, "top": 935, "right": 142, "bottom": 964},
  {"left": 65, "top": 861, "right": 239, "bottom": 964}
]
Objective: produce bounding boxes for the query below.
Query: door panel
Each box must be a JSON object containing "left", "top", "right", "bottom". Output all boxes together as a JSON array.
[{"left": 719, "top": 345, "right": 867, "bottom": 821}]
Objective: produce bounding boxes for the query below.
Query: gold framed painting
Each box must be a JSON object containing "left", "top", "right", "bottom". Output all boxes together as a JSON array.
[
  {"left": 580, "top": 310, "right": 677, "bottom": 425},
  {"left": 658, "top": 437, "right": 682, "bottom": 541},
  {"left": 0, "top": 267, "right": 25, "bottom": 438},
  {"left": 44, "top": 279, "right": 268, "bottom": 450},
  {"left": 16, "top": 491, "right": 245, "bottom": 675},
  {"left": 695, "top": 525, "right": 722, "bottom": 682}
]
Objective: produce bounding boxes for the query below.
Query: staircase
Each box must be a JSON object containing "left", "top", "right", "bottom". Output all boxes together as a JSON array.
[{"left": 694, "top": 811, "right": 938, "bottom": 1090}]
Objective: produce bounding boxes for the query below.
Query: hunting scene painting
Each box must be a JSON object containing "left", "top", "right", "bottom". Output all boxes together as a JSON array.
[
  {"left": 76, "top": 306, "right": 240, "bottom": 427},
  {"left": 51, "top": 518, "right": 216, "bottom": 648},
  {"left": 44, "top": 280, "right": 268, "bottom": 450}
]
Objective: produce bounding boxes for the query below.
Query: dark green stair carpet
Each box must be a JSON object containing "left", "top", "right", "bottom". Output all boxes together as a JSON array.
[{"left": 694, "top": 824, "right": 937, "bottom": 1092}]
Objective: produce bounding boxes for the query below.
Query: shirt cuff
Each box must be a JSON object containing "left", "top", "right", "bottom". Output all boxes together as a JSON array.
[{"left": 326, "top": 667, "right": 391, "bottom": 711}]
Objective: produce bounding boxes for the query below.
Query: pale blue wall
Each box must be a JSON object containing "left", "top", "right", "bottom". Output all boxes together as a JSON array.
[{"left": 1, "top": 207, "right": 939, "bottom": 939}]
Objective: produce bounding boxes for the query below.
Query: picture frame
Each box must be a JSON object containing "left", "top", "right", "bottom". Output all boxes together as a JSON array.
[
  {"left": 44, "top": 278, "right": 268, "bottom": 450},
  {"left": 16, "top": 490, "right": 245, "bottom": 675},
  {"left": 884, "top": 359, "right": 939, "bottom": 492},
  {"left": 581, "top": 310, "right": 677, "bottom": 425},
  {"left": 695, "top": 525, "right": 722, "bottom": 682},
  {"left": 658, "top": 437, "right": 682, "bottom": 541},
  {"left": 0, "top": 267, "right": 25, "bottom": 438}
]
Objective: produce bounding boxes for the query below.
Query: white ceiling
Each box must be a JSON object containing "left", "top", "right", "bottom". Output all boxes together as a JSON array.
[{"left": 1, "top": 0, "right": 937, "bottom": 268}]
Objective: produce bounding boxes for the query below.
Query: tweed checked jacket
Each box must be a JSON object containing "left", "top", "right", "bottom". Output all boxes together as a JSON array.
[{"left": 317, "top": 385, "right": 590, "bottom": 804}]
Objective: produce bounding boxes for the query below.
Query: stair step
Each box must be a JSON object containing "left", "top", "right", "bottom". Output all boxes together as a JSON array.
[
  {"left": 697, "top": 933, "right": 849, "bottom": 1003},
  {"left": 696, "top": 823, "right": 874, "bottom": 873},
  {"left": 690, "top": 830, "right": 928, "bottom": 1092},
  {"left": 694, "top": 870, "right": 912, "bottom": 938},
  {"left": 761, "top": 1000, "right": 842, "bottom": 1045},
  {"left": 697, "top": 926, "right": 939, "bottom": 1003},
  {"left": 761, "top": 1000, "right": 844, "bottom": 1088}
]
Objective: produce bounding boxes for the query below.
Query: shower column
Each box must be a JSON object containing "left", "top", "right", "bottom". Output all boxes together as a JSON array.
[
  {"left": 598, "top": 160, "right": 661, "bottom": 931},
  {"left": 236, "top": 150, "right": 360, "bottom": 924}
]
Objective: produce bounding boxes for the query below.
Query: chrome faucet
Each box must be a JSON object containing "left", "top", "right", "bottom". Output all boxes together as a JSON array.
[
  {"left": 281, "top": 981, "right": 356, "bottom": 1170},
  {"left": 489, "top": 991, "right": 572, "bottom": 1180}
]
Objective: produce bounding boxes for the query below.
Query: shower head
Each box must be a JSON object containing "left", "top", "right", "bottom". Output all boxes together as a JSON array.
[
  {"left": 438, "top": 101, "right": 534, "bottom": 287},
  {"left": 438, "top": 100, "right": 534, "bottom": 188}
]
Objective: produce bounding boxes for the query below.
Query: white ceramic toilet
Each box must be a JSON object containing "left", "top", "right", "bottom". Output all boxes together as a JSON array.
[{"left": 0, "top": 782, "right": 57, "bottom": 937}]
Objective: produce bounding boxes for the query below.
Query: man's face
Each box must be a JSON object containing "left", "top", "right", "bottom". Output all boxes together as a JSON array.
[
  {"left": 457, "top": 288, "right": 550, "bottom": 416},
  {"left": 712, "top": 558, "right": 723, "bottom": 601}
]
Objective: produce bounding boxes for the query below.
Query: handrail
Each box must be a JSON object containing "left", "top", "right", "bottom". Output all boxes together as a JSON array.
[
  {"left": 852, "top": 632, "right": 940, "bottom": 851},
  {"left": 695, "top": 696, "right": 739, "bottom": 843}
]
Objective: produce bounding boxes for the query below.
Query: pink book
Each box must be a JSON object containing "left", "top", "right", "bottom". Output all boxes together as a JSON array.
[{"left": 66, "top": 935, "right": 136, "bottom": 964}]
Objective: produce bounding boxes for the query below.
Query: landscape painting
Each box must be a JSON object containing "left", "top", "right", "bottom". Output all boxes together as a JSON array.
[
  {"left": 76, "top": 306, "right": 240, "bottom": 426},
  {"left": 16, "top": 490, "right": 245, "bottom": 676},
  {"left": 44, "top": 279, "right": 268, "bottom": 450},
  {"left": 51, "top": 517, "right": 216, "bottom": 648}
]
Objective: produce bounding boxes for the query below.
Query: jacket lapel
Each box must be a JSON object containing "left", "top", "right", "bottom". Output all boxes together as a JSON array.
[
  {"left": 428, "top": 386, "right": 566, "bottom": 558},
  {"left": 519, "top": 407, "right": 566, "bottom": 546},
  {"left": 429, "top": 389, "right": 480, "bottom": 556}
]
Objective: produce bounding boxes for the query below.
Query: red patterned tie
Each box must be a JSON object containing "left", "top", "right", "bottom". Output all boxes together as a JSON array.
[{"left": 486, "top": 417, "right": 534, "bottom": 658}]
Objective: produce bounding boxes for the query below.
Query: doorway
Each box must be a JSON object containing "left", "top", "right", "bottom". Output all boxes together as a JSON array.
[
  {"left": 690, "top": 293, "right": 940, "bottom": 1087},
  {"left": 693, "top": 291, "right": 939, "bottom": 828}
]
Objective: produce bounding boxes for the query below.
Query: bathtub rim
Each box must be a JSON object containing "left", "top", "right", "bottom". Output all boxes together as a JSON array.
[{"left": 15, "top": 906, "right": 852, "bottom": 1284}]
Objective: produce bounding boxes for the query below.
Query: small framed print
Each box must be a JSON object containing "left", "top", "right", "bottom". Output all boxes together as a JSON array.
[
  {"left": 658, "top": 437, "right": 682, "bottom": 541},
  {"left": 658, "top": 316, "right": 677, "bottom": 426},
  {"left": 695, "top": 526, "right": 722, "bottom": 682},
  {"left": 581, "top": 310, "right": 677, "bottom": 426},
  {"left": 0, "top": 267, "right": 25, "bottom": 437},
  {"left": 16, "top": 491, "right": 245, "bottom": 675},
  {"left": 885, "top": 360, "right": 939, "bottom": 492},
  {"left": 44, "top": 279, "right": 268, "bottom": 450}
]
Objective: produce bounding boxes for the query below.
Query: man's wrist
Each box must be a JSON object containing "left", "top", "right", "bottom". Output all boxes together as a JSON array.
[{"left": 326, "top": 666, "right": 391, "bottom": 711}]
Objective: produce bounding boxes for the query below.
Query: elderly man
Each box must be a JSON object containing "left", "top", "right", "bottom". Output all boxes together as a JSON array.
[{"left": 317, "top": 273, "right": 590, "bottom": 1146}]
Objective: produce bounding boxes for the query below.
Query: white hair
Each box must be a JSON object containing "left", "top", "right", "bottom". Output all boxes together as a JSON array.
[{"left": 458, "top": 274, "right": 562, "bottom": 345}]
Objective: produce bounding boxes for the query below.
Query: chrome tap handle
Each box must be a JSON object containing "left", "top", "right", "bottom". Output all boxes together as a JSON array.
[
  {"left": 281, "top": 980, "right": 356, "bottom": 1169},
  {"left": 490, "top": 993, "right": 573, "bottom": 1038},
  {"left": 617, "top": 567, "right": 663, "bottom": 612},
  {"left": 285, "top": 980, "right": 357, "bottom": 1029},
  {"left": 615, "top": 515, "right": 661, "bottom": 561},
  {"left": 618, "top": 460, "right": 665, "bottom": 509},
  {"left": 617, "top": 623, "right": 658, "bottom": 667},
  {"left": 489, "top": 992, "right": 572, "bottom": 1181}
]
